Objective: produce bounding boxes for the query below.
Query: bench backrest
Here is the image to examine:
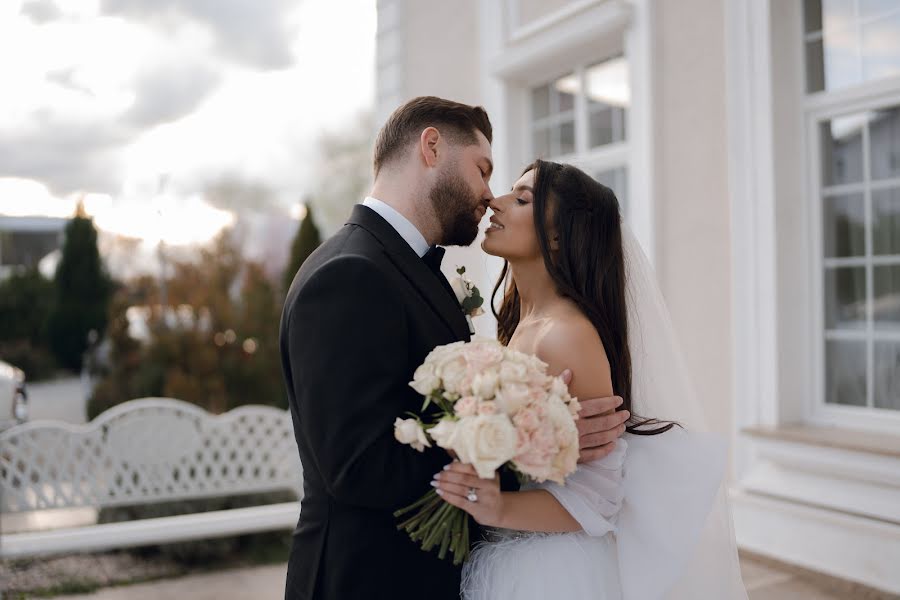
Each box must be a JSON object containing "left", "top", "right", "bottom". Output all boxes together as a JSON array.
[{"left": 0, "top": 398, "right": 303, "bottom": 513}]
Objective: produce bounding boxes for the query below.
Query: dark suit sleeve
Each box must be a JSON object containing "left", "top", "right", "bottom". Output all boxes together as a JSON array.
[{"left": 285, "top": 255, "right": 449, "bottom": 510}]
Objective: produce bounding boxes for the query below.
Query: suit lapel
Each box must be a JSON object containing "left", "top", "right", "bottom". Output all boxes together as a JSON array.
[{"left": 347, "top": 205, "right": 471, "bottom": 341}]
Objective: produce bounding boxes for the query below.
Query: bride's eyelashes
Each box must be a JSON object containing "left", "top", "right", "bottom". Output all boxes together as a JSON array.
[{"left": 516, "top": 197, "right": 528, "bottom": 206}]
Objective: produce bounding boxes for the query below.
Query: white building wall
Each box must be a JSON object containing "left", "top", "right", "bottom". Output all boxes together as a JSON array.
[{"left": 651, "top": 0, "right": 733, "bottom": 436}]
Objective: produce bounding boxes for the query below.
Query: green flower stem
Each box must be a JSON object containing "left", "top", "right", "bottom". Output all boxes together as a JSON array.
[
  {"left": 437, "top": 517, "right": 453, "bottom": 560},
  {"left": 397, "top": 493, "right": 442, "bottom": 530},
  {"left": 422, "top": 504, "right": 453, "bottom": 549},
  {"left": 395, "top": 490, "right": 472, "bottom": 565},
  {"left": 394, "top": 489, "right": 439, "bottom": 518},
  {"left": 418, "top": 502, "right": 452, "bottom": 543}
]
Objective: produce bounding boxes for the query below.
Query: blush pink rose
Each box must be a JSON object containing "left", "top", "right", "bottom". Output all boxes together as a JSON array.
[{"left": 455, "top": 396, "right": 478, "bottom": 417}]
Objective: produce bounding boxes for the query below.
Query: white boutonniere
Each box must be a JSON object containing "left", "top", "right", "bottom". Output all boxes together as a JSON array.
[{"left": 450, "top": 266, "right": 484, "bottom": 334}]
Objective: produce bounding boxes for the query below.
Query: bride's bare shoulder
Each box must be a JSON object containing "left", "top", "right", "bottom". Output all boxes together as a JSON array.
[{"left": 533, "top": 310, "right": 613, "bottom": 398}]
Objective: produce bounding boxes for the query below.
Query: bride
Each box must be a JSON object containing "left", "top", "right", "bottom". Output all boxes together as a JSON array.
[{"left": 432, "top": 160, "right": 748, "bottom": 599}]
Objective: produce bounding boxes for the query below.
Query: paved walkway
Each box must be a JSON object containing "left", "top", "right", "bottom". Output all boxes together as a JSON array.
[
  {"left": 57, "top": 555, "right": 899, "bottom": 599},
  {"left": 26, "top": 376, "right": 87, "bottom": 423}
]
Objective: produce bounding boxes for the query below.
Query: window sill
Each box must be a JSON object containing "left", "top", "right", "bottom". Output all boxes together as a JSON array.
[{"left": 743, "top": 424, "right": 900, "bottom": 458}]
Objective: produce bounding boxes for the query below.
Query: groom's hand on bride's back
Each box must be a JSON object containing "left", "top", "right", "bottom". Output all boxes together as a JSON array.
[{"left": 560, "top": 369, "right": 630, "bottom": 463}]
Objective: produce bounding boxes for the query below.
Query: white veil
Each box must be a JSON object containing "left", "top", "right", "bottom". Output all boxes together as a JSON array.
[{"left": 619, "top": 224, "right": 747, "bottom": 599}]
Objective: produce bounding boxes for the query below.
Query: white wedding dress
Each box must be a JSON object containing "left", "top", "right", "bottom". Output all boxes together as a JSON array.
[{"left": 461, "top": 226, "right": 748, "bottom": 600}]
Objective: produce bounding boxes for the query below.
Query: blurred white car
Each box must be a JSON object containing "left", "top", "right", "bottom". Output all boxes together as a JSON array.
[{"left": 0, "top": 360, "right": 28, "bottom": 431}]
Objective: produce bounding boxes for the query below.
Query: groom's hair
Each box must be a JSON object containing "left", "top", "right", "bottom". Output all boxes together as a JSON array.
[{"left": 373, "top": 96, "right": 492, "bottom": 176}]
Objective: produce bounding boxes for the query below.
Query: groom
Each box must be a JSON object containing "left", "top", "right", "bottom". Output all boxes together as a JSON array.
[{"left": 280, "top": 96, "right": 630, "bottom": 600}]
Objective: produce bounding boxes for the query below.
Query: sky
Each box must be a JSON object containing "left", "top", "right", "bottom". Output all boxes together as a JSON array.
[{"left": 0, "top": 0, "right": 376, "bottom": 246}]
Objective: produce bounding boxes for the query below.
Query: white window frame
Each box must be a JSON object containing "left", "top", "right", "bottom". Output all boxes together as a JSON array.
[
  {"left": 806, "top": 80, "right": 900, "bottom": 431},
  {"left": 727, "top": 0, "right": 900, "bottom": 442},
  {"left": 480, "top": 0, "right": 654, "bottom": 257},
  {"left": 527, "top": 60, "right": 631, "bottom": 216}
]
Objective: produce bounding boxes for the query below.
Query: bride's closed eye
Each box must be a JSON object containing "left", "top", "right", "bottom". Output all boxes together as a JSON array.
[{"left": 516, "top": 197, "right": 528, "bottom": 206}]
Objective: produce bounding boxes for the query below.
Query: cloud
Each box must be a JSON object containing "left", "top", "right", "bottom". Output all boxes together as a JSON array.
[
  {"left": 1, "top": 57, "right": 221, "bottom": 195},
  {"left": 99, "top": 0, "right": 299, "bottom": 69},
  {"left": 124, "top": 61, "right": 222, "bottom": 127},
  {"left": 202, "top": 175, "right": 277, "bottom": 214},
  {"left": 45, "top": 67, "right": 94, "bottom": 97},
  {"left": 0, "top": 111, "right": 132, "bottom": 195},
  {"left": 0, "top": 0, "right": 375, "bottom": 219},
  {"left": 20, "top": 0, "right": 62, "bottom": 24}
]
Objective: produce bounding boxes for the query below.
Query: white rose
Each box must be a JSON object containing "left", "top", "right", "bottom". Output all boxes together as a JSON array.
[
  {"left": 450, "top": 276, "right": 469, "bottom": 305},
  {"left": 394, "top": 418, "right": 431, "bottom": 452},
  {"left": 494, "top": 382, "right": 532, "bottom": 415},
  {"left": 472, "top": 369, "right": 499, "bottom": 398},
  {"left": 548, "top": 439, "right": 580, "bottom": 484},
  {"left": 424, "top": 342, "right": 465, "bottom": 367},
  {"left": 454, "top": 396, "right": 478, "bottom": 417},
  {"left": 499, "top": 360, "right": 529, "bottom": 385},
  {"left": 547, "top": 396, "right": 577, "bottom": 433},
  {"left": 567, "top": 396, "right": 582, "bottom": 417},
  {"left": 437, "top": 354, "right": 469, "bottom": 394},
  {"left": 550, "top": 376, "right": 570, "bottom": 399},
  {"left": 477, "top": 400, "right": 499, "bottom": 415},
  {"left": 452, "top": 414, "right": 518, "bottom": 479},
  {"left": 410, "top": 363, "right": 441, "bottom": 396},
  {"left": 428, "top": 418, "right": 459, "bottom": 449}
]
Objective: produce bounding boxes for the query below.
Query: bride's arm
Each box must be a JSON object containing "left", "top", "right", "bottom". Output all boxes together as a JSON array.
[
  {"left": 435, "top": 321, "right": 623, "bottom": 533},
  {"left": 435, "top": 463, "right": 583, "bottom": 531}
]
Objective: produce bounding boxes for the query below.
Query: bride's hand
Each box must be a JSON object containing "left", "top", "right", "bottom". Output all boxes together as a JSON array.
[{"left": 432, "top": 462, "right": 504, "bottom": 527}]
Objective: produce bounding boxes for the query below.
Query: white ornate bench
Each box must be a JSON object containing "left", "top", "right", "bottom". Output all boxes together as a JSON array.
[{"left": 0, "top": 398, "right": 303, "bottom": 559}]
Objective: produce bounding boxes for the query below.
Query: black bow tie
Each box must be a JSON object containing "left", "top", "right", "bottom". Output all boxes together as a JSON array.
[{"left": 422, "top": 245, "right": 445, "bottom": 273}]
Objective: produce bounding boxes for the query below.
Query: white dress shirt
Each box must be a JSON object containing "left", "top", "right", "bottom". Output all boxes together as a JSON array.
[{"left": 362, "top": 196, "right": 430, "bottom": 258}]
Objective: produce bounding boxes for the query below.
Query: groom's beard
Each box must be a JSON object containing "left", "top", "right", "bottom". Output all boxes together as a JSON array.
[{"left": 430, "top": 167, "right": 482, "bottom": 247}]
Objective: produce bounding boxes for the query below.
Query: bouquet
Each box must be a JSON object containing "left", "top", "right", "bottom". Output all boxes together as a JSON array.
[{"left": 393, "top": 337, "right": 581, "bottom": 565}]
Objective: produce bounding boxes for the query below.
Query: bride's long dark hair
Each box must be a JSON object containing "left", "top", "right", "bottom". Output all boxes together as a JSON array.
[{"left": 492, "top": 160, "right": 674, "bottom": 435}]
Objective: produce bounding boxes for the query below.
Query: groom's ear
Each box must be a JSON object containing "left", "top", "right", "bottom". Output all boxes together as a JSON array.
[{"left": 419, "top": 127, "right": 442, "bottom": 168}]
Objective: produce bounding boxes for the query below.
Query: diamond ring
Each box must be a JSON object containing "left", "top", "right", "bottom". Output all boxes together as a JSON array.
[{"left": 467, "top": 487, "right": 478, "bottom": 503}]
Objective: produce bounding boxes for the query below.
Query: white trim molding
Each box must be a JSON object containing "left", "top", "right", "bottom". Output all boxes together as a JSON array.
[
  {"left": 733, "top": 490, "right": 900, "bottom": 594},
  {"left": 724, "top": 0, "right": 780, "bottom": 443}
]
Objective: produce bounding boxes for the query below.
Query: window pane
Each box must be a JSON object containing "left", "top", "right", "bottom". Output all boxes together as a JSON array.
[
  {"left": 532, "top": 74, "right": 575, "bottom": 123},
  {"left": 589, "top": 108, "right": 613, "bottom": 148},
  {"left": 822, "top": 0, "right": 856, "bottom": 33},
  {"left": 861, "top": 12, "right": 900, "bottom": 82},
  {"left": 821, "top": 117, "right": 864, "bottom": 186},
  {"left": 585, "top": 57, "right": 630, "bottom": 110},
  {"left": 552, "top": 73, "right": 577, "bottom": 114},
  {"left": 532, "top": 85, "right": 550, "bottom": 120},
  {"left": 806, "top": 38, "right": 826, "bottom": 93},
  {"left": 869, "top": 106, "right": 900, "bottom": 180},
  {"left": 532, "top": 126, "right": 551, "bottom": 158},
  {"left": 825, "top": 267, "right": 867, "bottom": 329},
  {"left": 825, "top": 339, "right": 868, "bottom": 406},
  {"left": 557, "top": 86, "right": 575, "bottom": 113},
  {"left": 558, "top": 121, "right": 575, "bottom": 156},
  {"left": 824, "top": 193, "right": 865, "bottom": 257},
  {"left": 873, "top": 188, "right": 900, "bottom": 255},
  {"left": 874, "top": 264, "right": 900, "bottom": 325},
  {"left": 874, "top": 341, "right": 900, "bottom": 410},
  {"left": 804, "top": 0, "right": 823, "bottom": 33},
  {"left": 823, "top": 31, "right": 863, "bottom": 91},
  {"left": 594, "top": 167, "right": 628, "bottom": 215},
  {"left": 859, "top": 0, "right": 900, "bottom": 20},
  {"left": 805, "top": 0, "right": 900, "bottom": 92}
]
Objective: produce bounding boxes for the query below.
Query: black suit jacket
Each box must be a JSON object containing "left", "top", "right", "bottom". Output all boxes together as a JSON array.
[{"left": 280, "top": 205, "right": 472, "bottom": 600}]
